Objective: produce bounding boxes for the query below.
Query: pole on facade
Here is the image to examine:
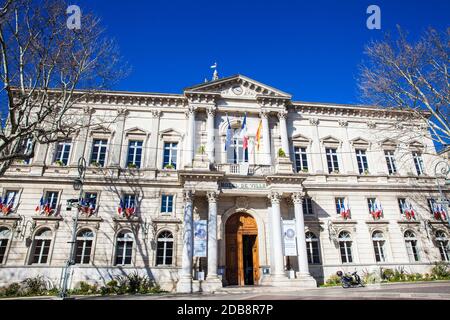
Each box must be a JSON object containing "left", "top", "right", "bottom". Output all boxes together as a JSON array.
[
  {"left": 434, "top": 161, "right": 450, "bottom": 229},
  {"left": 59, "top": 157, "right": 86, "bottom": 299}
]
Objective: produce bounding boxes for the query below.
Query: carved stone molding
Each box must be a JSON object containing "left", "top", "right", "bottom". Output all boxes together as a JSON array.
[
  {"left": 183, "top": 190, "right": 194, "bottom": 203},
  {"left": 278, "top": 110, "right": 288, "bottom": 120},
  {"left": 367, "top": 121, "right": 377, "bottom": 129},
  {"left": 268, "top": 192, "right": 282, "bottom": 204},
  {"left": 151, "top": 109, "right": 162, "bottom": 118},
  {"left": 309, "top": 118, "right": 319, "bottom": 126},
  {"left": 206, "top": 106, "right": 217, "bottom": 117},
  {"left": 338, "top": 120, "right": 348, "bottom": 127},
  {"left": 260, "top": 110, "right": 270, "bottom": 119},
  {"left": 207, "top": 191, "right": 218, "bottom": 203},
  {"left": 117, "top": 108, "right": 129, "bottom": 117},
  {"left": 292, "top": 192, "right": 306, "bottom": 205},
  {"left": 235, "top": 197, "right": 249, "bottom": 209}
]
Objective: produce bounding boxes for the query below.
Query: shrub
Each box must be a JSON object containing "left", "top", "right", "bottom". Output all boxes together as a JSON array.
[
  {"left": 381, "top": 268, "right": 394, "bottom": 281},
  {"left": 363, "top": 271, "right": 381, "bottom": 284},
  {"left": 0, "top": 283, "right": 22, "bottom": 297},
  {"left": 71, "top": 281, "right": 99, "bottom": 295},
  {"left": 431, "top": 262, "right": 450, "bottom": 279},
  {"left": 323, "top": 274, "right": 341, "bottom": 287},
  {"left": 278, "top": 148, "right": 287, "bottom": 158},
  {"left": 22, "top": 276, "right": 47, "bottom": 295}
]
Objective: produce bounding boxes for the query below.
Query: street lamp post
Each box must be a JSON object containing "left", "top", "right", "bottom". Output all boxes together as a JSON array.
[
  {"left": 59, "top": 157, "right": 87, "bottom": 299},
  {"left": 434, "top": 160, "right": 450, "bottom": 229}
]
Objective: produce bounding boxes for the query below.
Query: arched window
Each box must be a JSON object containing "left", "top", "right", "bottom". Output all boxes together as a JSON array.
[
  {"left": 338, "top": 231, "right": 353, "bottom": 263},
  {"left": 227, "top": 128, "right": 249, "bottom": 164},
  {"left": 115, "top": 231, "right": 133, "bottom": 265},
  {"left": 305, "top": 232, "right": 320, "bottom": 264},
  {"left": 404, "top": 230, "right": 420, "bottom": 262},
  {"left": 156, "top": 231, "right": 174, "bottom": 266},
  {"left": 75, "top": 229, "right": 94, "bottom": 265},
  {"left": 0, "top": 227, "right": 11, "bottom": 264},
  {"left": 435, "top": 231, "right": 449, "bottom": 262},
  {"left": 372, "top": 231, "right": 386, "bottom": 262},
  {"left": 31, "top": 228, "right": 52, "bottom": 265}
]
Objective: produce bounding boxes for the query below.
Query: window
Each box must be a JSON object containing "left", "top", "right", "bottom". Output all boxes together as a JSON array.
[
  {"left": 54, "top": 140, "right": 72, "bottom": 166},
  {"left": 372, "top": 231, "right": 386, "bottom": 262},
  {"left": 84, "top": 192, "right": 98, "bottom": 208},
  {"left": 227, "top": 129, "right": 248, "bottom": 164},
  {"left": 338, "top": 231, "right": 353, "bottom": 263},
  {"left": 90, "top": 139, "right": 108, "bottom": 167},
  {"left": 356, "top": 149, "right": 369, "bottom": 174},
  {"left": 335, "top": 198, "right": 346, "bottom": 215},
  {"left": 0, "top": 227, "right": 11, "bottom": 264},
  {"left": 127, "top": 140, "right": 143, "bottom": 168},
  {"left": 398, "top": 198, "right": 407, "bottom": 215},
  {"left": 18, "top": 137, "right": 34, "bottom": 164},
  {"left": 2, "top": 190, "right": 18, "bottom": 211},
  {"left": 294, "top": 147, "right": 308, "bottom": 173},
  {"left": 45, "top": 191, "right": 59, "bottom": 210},
  {"left": 302, "top": 197, "right": 313, "bottom": 215},
  {"left": 305, "top": 232, "right": 320, "bottom": 264},
  {"left": 31, "top": 228, "right": 52, "bottom": 264},
  {"left": 412, "top": 152, "right": 425, "bottom": 176},
  {"left": 75, "top": 230, "right": 94, "bottom": 264},
  {"left": 156, "top": 231, "right": 174, "bottom": 266},
  {"left": 163, "top": 142, "right": 178, "bottom": 169},
  {"left": 326, "top": 148, "right": 339, "bottom": 173},
  {"left": 123, "top": 194, "right": 136, "bottom": 209},
  {"left": 161, "top": 195, "right": 174, "bottom": 214},
  {"left": 435, "top": 231, "right": 449, "bottom": 262},
  {"left": 404, "top": 231, "right": 420, "bottom": 262},
  {"left": 385, "top": 150, "right": 397, "bottom": 175},
  {"left": 115, "top": 231, "right": 134, "bottom": 265}
]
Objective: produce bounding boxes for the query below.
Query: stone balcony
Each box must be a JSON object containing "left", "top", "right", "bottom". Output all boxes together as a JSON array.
[{"left": 216, "top": 163, "right": 274, "bottom": 176}]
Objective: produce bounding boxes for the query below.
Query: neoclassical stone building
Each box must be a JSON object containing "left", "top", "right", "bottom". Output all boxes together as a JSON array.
[{"left": 0, "top": 75, "right": 449, "bottom": 293}]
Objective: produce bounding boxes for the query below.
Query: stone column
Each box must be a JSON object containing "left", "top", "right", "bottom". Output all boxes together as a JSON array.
[
  {"left": 292, "top": 193, "right": 310, "bottom": 276},
  {"left": 184, "top": 106, "right": 196, "bottom": 167},
  {"left": 110, "top": 108, "right": 128, "bottom": 167},
  {"left": 205, "top": 191, "right": 222, "bottom": 290},
  {"left": 148, "top": 110, "right": 161, "bottom": 168},
  {"left": 278, "top": 110, "right": 290, "bottom": 158},
  {"left": 268, "top": 192, "right": 287, "bottom": 278},
  {"left": 292, "top": 192, "right": 317, "bottom": 287},
  {"left": 261, "top": 111, "right": 272, "bottom": 166},
  {"left": 71, "top": 106, "right": 94, "bottom": 165},
  {"left": 177, "top": 190, "right": 194, "bottom": 293},
  {"left": 206, "top": 107, "right": 216, "bottom": 164}
]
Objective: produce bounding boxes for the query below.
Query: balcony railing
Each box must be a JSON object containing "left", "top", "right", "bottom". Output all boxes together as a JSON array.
[{"left": 216, "top": 163, "right": 274, "bottom": 176}]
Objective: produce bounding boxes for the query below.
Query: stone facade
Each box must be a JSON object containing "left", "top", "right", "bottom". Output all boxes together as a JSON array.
[{"left": 0, "top": 75, "right": 449, "bottom": 292}]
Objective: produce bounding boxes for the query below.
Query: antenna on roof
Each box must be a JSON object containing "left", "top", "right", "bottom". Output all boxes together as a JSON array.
[{"left": 211, "top": 62, "right": 218, "bottom": 81}]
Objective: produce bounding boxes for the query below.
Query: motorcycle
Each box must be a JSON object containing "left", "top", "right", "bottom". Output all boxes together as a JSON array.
[{"left": 336, "top": 271, "right": 365, "bottom": 288}]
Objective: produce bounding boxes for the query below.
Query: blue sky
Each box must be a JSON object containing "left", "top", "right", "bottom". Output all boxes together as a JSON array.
[{"left": 79, "top": 0, "right": 449, "bottom": 104}]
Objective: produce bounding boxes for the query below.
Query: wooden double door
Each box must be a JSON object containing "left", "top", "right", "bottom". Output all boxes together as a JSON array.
[{"left": 225, "top": 213, "right": 260, "bottom": 286}]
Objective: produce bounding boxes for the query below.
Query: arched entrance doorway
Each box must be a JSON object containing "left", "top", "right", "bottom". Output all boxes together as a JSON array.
[{"left": 225, "top": 212, "right": 260, "bottom": 286}]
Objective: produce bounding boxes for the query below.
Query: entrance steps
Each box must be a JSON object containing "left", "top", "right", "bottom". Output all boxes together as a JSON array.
[{"left": 214, "top": 285, "right": 314, "bottom": 295}]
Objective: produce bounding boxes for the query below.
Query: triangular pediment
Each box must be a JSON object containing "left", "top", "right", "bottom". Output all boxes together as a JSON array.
[
  {"left": 89, "top": 124, "right": 112, "bottom": 135},
  {"left": 184, "top": 74, "right": 292, "bottom": 99},
  {"left": 380, "top": 138, "right": 398, "bottom": 147},
  {"left": 350, "top": 137, "right": 370, "bottom": 146},
  {"left": 125, "top": 127, "right": 147, "bottom": 136},
  {"left": 321, "top": 135, "right": 341, "bottom": 145},
  {"left": 291, "top": 133, "right": 311, "bottom": 143},
  {"left": 159, "top": 128, "right": 182, "bottom": 137}
]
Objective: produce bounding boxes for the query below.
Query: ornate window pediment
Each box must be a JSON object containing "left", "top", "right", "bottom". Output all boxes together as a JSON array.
[
  {"left": 380, "top": 138, "right": 399, "bottom": 149},
  {"left": 159, "top": 128, "right": 183, "bottom": 141},
  {"left": 350, "top": 137, "right": 370, "bottom": 147},
  {"left": 89, "top": 124, "right": 113, "bottom": 136},
  {"left": 125, "top": 127, "right": 147, "bottom": 136},
  {"left": 291, "top": 133, "right": 312, "bottom": 145},
  {"left": 408, "top": 140, "right": 425, "bottom": 151},
  {"left": 320, "top": 135, "right": 341, "bottom": 147}
]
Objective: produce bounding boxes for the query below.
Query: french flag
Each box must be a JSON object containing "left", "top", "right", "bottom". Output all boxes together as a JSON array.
[
  {"left": 35, "top": 197, "right": 45, "bottom": 212},
  {"left": 240, "top": 114, "right": 249, "bottom": 150},
  {"left": 118, "top": 199, "right": 125, "bottom": 215}
]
